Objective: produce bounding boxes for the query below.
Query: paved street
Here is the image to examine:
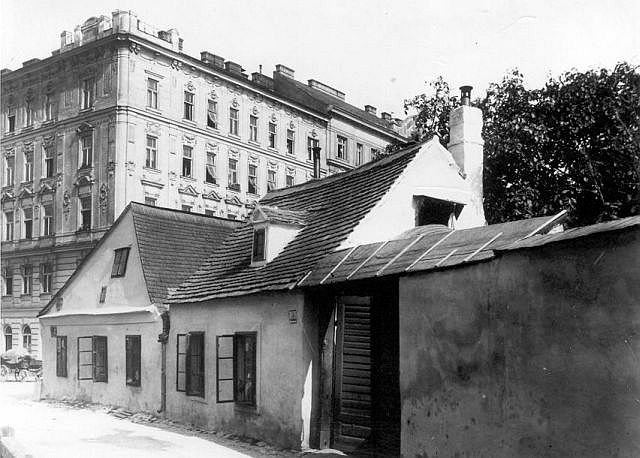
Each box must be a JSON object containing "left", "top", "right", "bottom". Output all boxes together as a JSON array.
[{"left": 0, "top": 381, "right": 301, "bottom": 458}]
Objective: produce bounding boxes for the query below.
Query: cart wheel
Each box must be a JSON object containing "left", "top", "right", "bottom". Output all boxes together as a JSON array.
[
  {"left": 17, "top": 369, "right": 28, "bottom": 382},
  {"left": 0, "top": 365, "right": 7, "bottom": 377}
]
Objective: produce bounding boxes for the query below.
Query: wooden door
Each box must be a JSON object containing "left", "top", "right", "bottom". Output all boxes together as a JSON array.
[{"left": 332, "top": 296, "right": 373, "bottom": 453}]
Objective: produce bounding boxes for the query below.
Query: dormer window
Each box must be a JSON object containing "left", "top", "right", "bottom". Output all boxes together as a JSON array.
[
  {"left": 414, "top": 196, "right": 462, "bottom": 228},
  {"left": 252, "top": 228, "right": 266, "bottom": 262}
]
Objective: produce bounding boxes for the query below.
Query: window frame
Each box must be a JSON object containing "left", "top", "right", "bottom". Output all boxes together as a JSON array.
[
  {"left": 286, "top": 173, "right": 295, "bottom": 188},
  {"left": 229, "top": 108, "right": 239, "bottom": 136},
  {"left": 147, "top": 78, "right": 158, "bottom": 109},
  {"left": 21, "top": 264, "right": 33, "bottom": 295},
  {"left": 79, "top": 196, "right": 92, "bottom": 231},
  {"left": 4, "top": 326, "right": 12, "bottom": 351},
  {"left": 252, "top": 227, "right": 266, "bottom": 262},
  {"left": 80, "top": 135, "right": 93, "bottom": 168},
  {"left": 145, "top": 135, "right": 158, "bottom": 169},
  {"left": 227, "top": 158, "right": 239, "bottom": 190},
  {"left": 7, "top": 111, "right": 16, "bottom": 133},
  {"left": 125, "top": 335, "right": 141, "bottom": 387},
  {"left": 111, "top": 247, "right": 131, "bottom": 278},
  {"left": 247, "top": 163, "right": 258, "bottom": 195},
  {"left": 3, "top": 268, "right": 13, "bottom": 296},
  {"left": 24, "top": 151, "right": 33, "bottom": 182},
  {"left": 183, "top": 91, "right": 194, "bottom": 121},
  {"left": 176, "top": 334, "right": 188, "bottom": 392},
  {"left": 5, "top": 156, "right": 14, "bottom": 186},
  {"left": 205, "top": 151, "right": 216, "bottom": 184},
  {"left": 249, "top": 115, "right": 258, "bottom": 142},
  {"left": 22, "top": 207, "right": 33, "bottom": 240},
  {"left": 22, "top": 325, "right": 31, "bottom": 351},
  {"left": 307, "top": 137, "right": 319, "bottom": 161},
  {"left": 77, "top": 336, "right": 94, "bottom": 380},
  {"left": 42, "top": 204, "right": 53, "bottom": 237},
  {"left": 286, "top": 129, "right": 295, "bottom": 155},
  {"left": 4, "top": 211, "right": 14, "bottom": 241},
  {"left": 40, "top": 263, "right": 53, "bottom": 294},
  {"left": 215, "top": 332, "right": 257, "bottom": 407},
  {"left": 185, "top": 332, "right": 205, "bottom": 398},
  {"left": 43, "top": 145, "right": 55, "bottom": 178},
  {"left": 268, "top": 122, "right": 277, "bottom": 149},
  {"left": 267, "top": 169, "right": 277, "bottom": 192},
  {"left": 56, "top": 335, "right": 67, "bottom": 377},
  {"left": 207, "top": 99, "right": 218, "bottom": 129},
  {"left": 80, "top": 77, "right": 95, "bottom": 110},
  {"left": 92, "top": 335, "right": 108, "bottom": 383},
  {"left": 337, "top": 135, "right": 348, "bottom": 161}
]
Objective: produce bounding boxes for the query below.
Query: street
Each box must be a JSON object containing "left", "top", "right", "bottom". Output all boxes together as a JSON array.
[{"left": 0, "top": 381, "right": 301, "bottom": 458}]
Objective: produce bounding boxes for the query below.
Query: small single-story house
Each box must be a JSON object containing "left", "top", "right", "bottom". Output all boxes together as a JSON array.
[{"left": 37, "top": 203, "right": 240, "bottom": 413}]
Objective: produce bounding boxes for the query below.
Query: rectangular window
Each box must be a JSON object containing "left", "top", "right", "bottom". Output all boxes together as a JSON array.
[
  {"left": 7, "top": 110, "right": 15, "bottom": 133},
  {"left": 249, "top": 115, "right": 258, "bottom": 142},
  {"left": 176, "top": 334, "right": 187, "bottom": 392},
  {"left": 186, "top": 332, "right": 205, "bottom": 397},
  {"left": 40, "top": 263, "right": 53, "bottom": 294},
  {"left": 145, "top": 136, "right": 157, "bottom": 169},
  {"left": 23, "top": 207, "right": 33, "bottom": 240},
  {"left": 77, "top": 336, "right": 93, "bottom": 380},
  {"left": 3, "top": 268, "right": 13, "bottom": 296},
  {"left": 216, "top": 333, "right": 257, "bottom": 406},
  {"left": 24, "top": 152, "right": 33, "bottom": 182},
  {"left": 181, "top": 205, "right": 192, "bottom": 212},
  {"left": 79, "top": 197, "right": 91, "bottom": 231},
  {"left": 337, "top": 135, "right": 348, "bottom": 160},
  {"left": 56, "top": 336, "right": 67, "bottom": 378},
  {"left": 286, "top": 173, "right": 294, "bottom": 188},
  {"left": 43, "top": 145, "right": 55, "bottom": 178},
  {"left": 184, "top": 92, "right": 194, "bottom": 120},
  {"left": 207, "top": 100, "right": 217, "bottom": 129},
  {"left": 5, "top": 156, "right": 14, "bottom": 186},
  {"left": 356, "top": 143, "right": 364, "bottom": 166},
  {"left": 80, "top": 135, "right": 93, "bottom": 167},
  {"left": 144, "top": 197, "right": 157, "bottom": 206},
  {"left": 268, "top": 122, "right": 277, "bottom": 148},
  {"left": 147, "top": 79, "right": 158, "bottom": 109},
  {"left": 229, "top": 108, "right": 239, "bottom": 135},
  {"left": 81, "top": 78, "right": 95, "bottom": 109},
  {"left": 267, "top": 169, "right": 276, "bottom": 192},
  {"left": 182, "top": 145, "right": 192, "bottom": 178},
  {"left": 307, "top": 137, "right": 319, "bottom": 161},
  {"left": 99, "top": 286, "right": 107, "bottom": 303},
  {"left": 42, "top": 205, "right": 53, "bottom": 236},
  {"left": 286, "top": 129, "right": 295, "bottom": 155},
  {"left": 21, "top": 264, "right": 33, "bottom": 295},
  {"left": 125, "top": 335, "right": 141, "bottom": 387},
  {"left": 252, "top": 228, "right": 265, "bottom": 261},
  {"left": 206, "top": 152, "right": 216, "bottom": 184},
  {"left": 248, "top": 164, "right": 257, "bottom": 194},
  {"left": 111, "top": 247, "right": 130, "bottom": 278},
  {"left": 4, "top": 211, "right": 13, "bottom": 241},
  {"left": 25, "top": 103, "right": 34, "bottom": 127},
  {"left": 93, "top": 336, "right": 108, "bottom": 382},
  {"left": 45, "top": 95, "right": 54, "bottom": 121},
  {"left": 227, "top": 158, "right": 238, "bottom": 190}
]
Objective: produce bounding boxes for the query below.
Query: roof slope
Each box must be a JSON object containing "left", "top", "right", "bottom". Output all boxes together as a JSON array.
[
  {"left": 273, "top": 75, "right": 402, "bottom": 137},
  {"left": 169, "top": 142, "right": 426, "bottom": 303},
  {"left": 130, "top": 203, "right": 242, "bottom": 303},
  {"left": 300, "top": 215, "right": 562, "bottom": 286}
]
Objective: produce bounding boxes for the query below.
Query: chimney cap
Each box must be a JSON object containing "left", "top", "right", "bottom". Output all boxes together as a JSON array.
[{"left": 460, "top": 85, "right": 473, "bottom": 106}]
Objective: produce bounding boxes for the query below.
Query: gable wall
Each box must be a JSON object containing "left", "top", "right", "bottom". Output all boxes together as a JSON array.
[{"left": 399, "top": 229, "right": 640, "bottom": 457}]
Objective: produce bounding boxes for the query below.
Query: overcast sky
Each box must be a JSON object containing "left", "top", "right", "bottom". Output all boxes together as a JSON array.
[{"left": 1, "top": 0, "right": 638, "bottom": 117}]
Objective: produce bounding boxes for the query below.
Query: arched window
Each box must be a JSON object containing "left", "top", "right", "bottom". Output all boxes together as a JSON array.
[
  {"left": 4, "top": 325, "right": 13, "bottom": 351},
  {"left": 22, "top": 325, "right": 31, "bottom": 351}
]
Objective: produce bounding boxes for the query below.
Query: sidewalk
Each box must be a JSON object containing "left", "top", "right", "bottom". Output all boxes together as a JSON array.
[{"left": 0, "top": 381, "right": 303, "bottom": 458}]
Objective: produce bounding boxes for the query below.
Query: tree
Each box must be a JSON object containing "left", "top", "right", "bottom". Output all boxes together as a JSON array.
[{"left": 404, "top": 63, "right": 640, "bottom": 227}]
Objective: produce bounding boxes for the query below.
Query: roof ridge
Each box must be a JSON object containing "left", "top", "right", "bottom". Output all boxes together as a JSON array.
[
  {"left": 130, "top": 201, "right": 240, "bottom": 224},
  {"left": 262, "top": 140, "right": 427, "bottom": 201}
]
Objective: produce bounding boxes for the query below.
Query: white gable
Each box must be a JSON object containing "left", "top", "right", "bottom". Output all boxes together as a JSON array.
[
  {"left": 53, "top": 211, "right": 151, "bottom": 313},
  {"left": 340, "top": 139, "right": 484, "bottom": 249}
]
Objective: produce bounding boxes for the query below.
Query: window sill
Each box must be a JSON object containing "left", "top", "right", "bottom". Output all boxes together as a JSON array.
[
  {"left": 181, "top": 119, "right": 197, "bottom": 126},
  {"left": 145, "top": 107, "right": 162, "bottom": 115},
  {"left": 22, "top": 126, "right": 34, "bottom": 132},
  {"left": 206, "top": 125, "right": 219, "bottom": 132},
  {"left": 227, "top": 133, "right": 240, "bottom": 140},
  {"left": 187, "top": 395, "right": 207, "bottom": 404},
  {"left": 143, "top": 167, "right": 162, "bottom": 174},
  {"left": 42, "top": 119, "right": 56, "bottom": 126},
  {"left": 4, "top": 131, "right": 15, "bottom": 136},
  {"left": 248, "top": 140, "right": 260, "bottom": 147},
  {"left": 79, "top": 107, "right": 95, "bottom": 113},
  {"left": 204, "top": 180, "right": 218, "bottom": 187},
  {"left": 234, "top": 403, "right": 258, "bottom": 414},
  {"left": 247, "top": 192, "right": 259, "bottom": 198},
  {"left": 20, "top": 180, "right": 34, "bottom": 186},
  {"left": 39, "top": 293, "right": 52, "bottom": 298},
  {"left": 20, "top": 294, "right": 33, "bottom": 298},
  {"left": 180, "top": 176, "right": 196, "bottom": 182},
  {"left": 227, "top": 185, "right": 241, "bottom": 193},
  {"left": 267, "top": 147, "right": 279, "bottom": 153}
]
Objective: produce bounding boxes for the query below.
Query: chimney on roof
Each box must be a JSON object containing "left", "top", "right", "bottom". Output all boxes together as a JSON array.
[
  {"left": 200, "top": 51, "right": 225, "bottom": 69},
  {"left": 448, "top": 85, "right": 486, "bottom": 227},
  {"left": 381, "top": 112, "right": 392, "bottom": 121},
  {"left": 225, "top": 61, "right": 244, "bottom": 74},
  {"left": 252, "top": 72, "right": 274, "bottom": 91},
  {"left": 308, "top": 79, "right": 345, "bottom": 101},
  {"left": 275, "top": 64, "right": 295, "bottom": 79},
  {"left": 365, "top": 105, "right": 377, "bottom": 115},
  {"left": 312, "top": 146, "right": 322, "bottom": 179}
]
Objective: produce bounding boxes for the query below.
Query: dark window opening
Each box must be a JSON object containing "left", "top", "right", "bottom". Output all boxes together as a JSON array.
[
  {"left": 216, "top": 332, "right": 257, "bottom": 406},
  {"left": 414, "top": 196, "right": 461, "bottom": 227},
  {"left": 125, "top": 335, "right": 141, "bottom": 387},
  {"left": 252, "top": 228, "right": 266, "bottom": 261},
  {"left": 111, "top": 247, "right": 130, "bottom": 278},
  {"left": 186, "top": 332, "right": 205, "bottom": 397},
  {"left": 78, "top": 335, "right": 107, "bottom": 382},
  {"left": 56, "top": 336, "right": 67, "bottom": 377}
]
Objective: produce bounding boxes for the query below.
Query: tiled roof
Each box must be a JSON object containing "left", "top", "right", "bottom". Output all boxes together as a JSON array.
[
  {"left": 130, "top": 203, "right": 241, "bottom": 303},
  {"left": 499, "top": 215, "right": 640, "bottom": 251},
  {"left": 169, "top": 142, "right": 426, "bottom": 303},
  {"left": 256, "top": 205, "right": 308, "bottom": 226},
  {"left": 299, "top": 214, "right": 565, "bottom": 286},
  {"left": 273, "top": 75, "right": 403, "bottom": 138}
]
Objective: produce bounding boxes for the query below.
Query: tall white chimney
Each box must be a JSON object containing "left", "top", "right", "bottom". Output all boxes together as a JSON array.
[{"left": 448, "top": 86, "right": 486, "bottom": 227}]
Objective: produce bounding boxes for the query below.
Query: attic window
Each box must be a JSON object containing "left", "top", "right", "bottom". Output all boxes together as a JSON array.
[
  {"left": 414, "top": 196, "right": 461, "bottom": 227},
  {"left": 252, "top": 228, "right": 266, "bottom": 262},
  {"left": 111, "top": 247, "right": 130, "bottom": 277}
]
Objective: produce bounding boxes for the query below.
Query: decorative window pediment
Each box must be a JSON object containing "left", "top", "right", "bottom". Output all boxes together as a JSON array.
[
  {"left": 225, "top": 194, "right": 243, "bottom": 207},
  {"left": 76, "top": 122, "right": 94, "bottom": 134},
  {"left": 178, "top": 184, "right": 199, "bottom": 197},
  {"left": 1, "top": 190, "right": 15, "bottom": 203},
  {"left": 203, "top": 189, "right": 222, "bottom": 201},
  {"left": 38, "top": 180, "right": 57, "bottom": 195},
  {"left": 17, "top": 186, "right": 34, "bottom": 199}
]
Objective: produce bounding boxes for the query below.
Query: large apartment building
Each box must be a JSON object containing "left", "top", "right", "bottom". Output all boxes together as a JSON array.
[{"left": 0, "top": 11, "right": 407, "bottom": 358}]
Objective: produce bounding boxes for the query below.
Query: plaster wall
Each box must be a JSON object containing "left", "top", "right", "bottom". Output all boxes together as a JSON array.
[
  {"left": 327, "top": 117, "right": 392, "bottom": 169},
  {"left": 399, "top": 230, "right": 640, "bottom": 457},
  {"left": 39, "top": 316, "right": 162, "bottom": 413},
  {"left": 166, "top": 291, "right": 312, "bottom": 449},
  {"left": 341, "top": 139, "right": 478, "bottom": 249}
]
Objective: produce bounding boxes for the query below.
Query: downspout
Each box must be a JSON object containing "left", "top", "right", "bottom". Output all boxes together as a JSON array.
[{"left": 157, "top": 308, "right": 170, "bottom": 415}]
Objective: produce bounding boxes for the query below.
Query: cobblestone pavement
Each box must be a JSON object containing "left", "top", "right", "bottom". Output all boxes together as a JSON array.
[{"left": 0, "top": 381, "right": 343, "bottom": 457}]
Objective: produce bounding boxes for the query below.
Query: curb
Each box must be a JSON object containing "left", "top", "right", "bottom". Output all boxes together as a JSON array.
[{"left": 0, "top": 427, "right": 33, "bottom": 458}]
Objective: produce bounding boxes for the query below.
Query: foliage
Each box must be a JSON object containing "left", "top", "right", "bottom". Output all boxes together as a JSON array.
[{"left": 403, "top": 63, "right": 640, "bottom": 226}]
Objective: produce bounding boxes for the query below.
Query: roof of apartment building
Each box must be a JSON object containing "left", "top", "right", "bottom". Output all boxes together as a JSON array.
[
  {"left": 39, "top": 203, "right": 241, "bottom": 316},
  {"left": 168, "top": 141, "right": 427, "bottom": 303}
]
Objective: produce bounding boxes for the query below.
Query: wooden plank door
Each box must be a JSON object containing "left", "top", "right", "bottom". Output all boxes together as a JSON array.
[{"left": 332, "top": 296, "right": 373, "bottom": 453}]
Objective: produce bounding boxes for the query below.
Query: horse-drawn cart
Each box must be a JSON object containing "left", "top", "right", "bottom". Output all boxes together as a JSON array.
[{"left": 0, "top": 347, "right": 42, "bottom": 381}]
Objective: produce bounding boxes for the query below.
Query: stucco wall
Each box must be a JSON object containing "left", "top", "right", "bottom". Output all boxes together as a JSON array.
[
  {"left": 166, "top": 291, "right": 311, "bottom": 449},
  {"left": 399, "top": 230, "right": 640, "bottom": 457},
  {"left": 39, "top": 317, "right": 162, "bottom": 413}
]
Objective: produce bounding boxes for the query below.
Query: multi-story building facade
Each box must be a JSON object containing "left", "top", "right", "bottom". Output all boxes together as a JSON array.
[{"left": 0, "top": 11, "right": 407, "bottom": 358}]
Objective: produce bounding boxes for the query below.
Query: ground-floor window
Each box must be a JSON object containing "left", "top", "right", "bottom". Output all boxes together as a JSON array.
[
  {"left": 22, "top": 325, "right": 31, "bottom": 351},
  {"left": 216, "top": 332, "right": 257, "bottom": 406},
  {"left": 56, "top": 336, "right": 67, "bottom": 377},
  {"left": 125, "top": 335, "right": 141, "bottom": 387},
  {"left": 78, "top": 336, "right": 108, "bottom": 382},
  {"left": 4, "top": 325, "right": 12, "bottom": 351},
  {"left": 176, "top": 332, "right": 205, "bottom": 397}
]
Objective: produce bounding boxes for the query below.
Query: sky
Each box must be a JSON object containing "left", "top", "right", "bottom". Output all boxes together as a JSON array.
[{"left": 1, "top": 0, "right": 638, "bottom": 117}]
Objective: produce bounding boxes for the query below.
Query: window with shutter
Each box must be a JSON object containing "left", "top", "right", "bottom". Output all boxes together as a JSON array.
[
  {"left": 186, "top": 332, "right": 205, "bottom": 397},
  {"left": 93, "top": 336, "right": 108, "bottom": 382},
  {"left": 77, "top": 336, "right": 93, "bottom": 380},
  {"left": 176, "top": 334, "right": 188, "bottom": 392},
  {"left": 216, "top": 332, "right": 257, "bottom": 406},
  {"left": 125, "top": 335, "right": 141, "bottom": 386},
  {"left": 56, "top": 336, "right": 67, "bottom": 377},
  {"left": 216, "top": 335, "right": 234, "bottom": 402}
]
